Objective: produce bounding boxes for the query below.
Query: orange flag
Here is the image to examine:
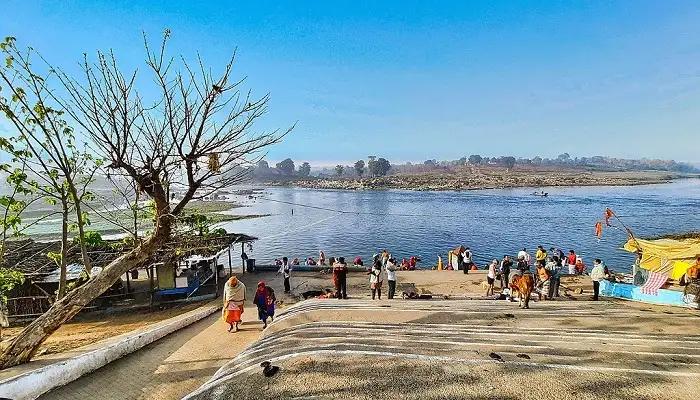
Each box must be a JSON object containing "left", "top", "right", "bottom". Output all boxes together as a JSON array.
[
  {"left": 595, "top": 221, "right": 603, "bottom": 238},
  {"left": 604, "top": 208, "right": 614, "bottom": 227}
]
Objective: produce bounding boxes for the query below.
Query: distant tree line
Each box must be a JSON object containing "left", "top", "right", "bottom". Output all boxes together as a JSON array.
[
  {"left": 398, "top": 153, "right": 698, "bottom": 174},
  {"left": 252, "top": 156, "right": 392, "bottom": 180},
  {"left": 253, "top": 152, "right": 697, "bottom": 181}
]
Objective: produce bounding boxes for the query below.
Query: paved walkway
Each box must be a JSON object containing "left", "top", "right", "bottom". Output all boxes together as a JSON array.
[{"left": 40, "top": 305, "right": 263, "bottom": 400}]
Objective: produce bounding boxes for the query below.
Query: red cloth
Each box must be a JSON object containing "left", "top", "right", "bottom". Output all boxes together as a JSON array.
[
  {"left": 224, "top": 304, "right": 243, "bottom": 323},
  {"left": 640, "top": 272, "right": 667, "bottom": 296}
]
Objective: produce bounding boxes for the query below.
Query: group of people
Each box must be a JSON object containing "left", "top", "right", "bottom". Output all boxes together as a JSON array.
[
  {"left": 479, "top": 245, "right": 609, "bottom": 301},
  {"left": 224, "top": 245, "right": 616, "bottom": 332},
  {"left": 367, "top": 250, "right": 399, "bottom": 300},
  {"left": 328, "top": 250, "right": 401, "bottom": 300}
]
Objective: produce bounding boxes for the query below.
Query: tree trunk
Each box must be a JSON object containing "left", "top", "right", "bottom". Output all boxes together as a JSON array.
[
  {"left": 133, "top": 189, "right": 140, "bottom": 243},
  {"left": 72, "top": 197, "right": 92, "bottom": 272},
  {"left": 57, "top": 201, "right": 69, "bottom": 300},
  {"left": 0, "top": 200, "right": 173, "bottom": 369}
]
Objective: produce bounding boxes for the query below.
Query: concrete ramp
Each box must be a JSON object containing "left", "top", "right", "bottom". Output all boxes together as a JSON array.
[{"left": 185, "top": 299, "right": 700, "bottom": 400}]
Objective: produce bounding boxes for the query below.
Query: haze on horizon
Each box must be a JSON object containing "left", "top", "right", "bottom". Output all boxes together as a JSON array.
[{"left": 1, "top": 1, "right": 699, "bottom": 164}]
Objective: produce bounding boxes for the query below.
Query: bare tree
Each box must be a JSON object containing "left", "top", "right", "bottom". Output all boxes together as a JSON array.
[
  {"left": 0, "top": 31, "right": 289, "bottom": 368},
  {"left": 87, "top": 172, "right": 147, "bottom": 244}
]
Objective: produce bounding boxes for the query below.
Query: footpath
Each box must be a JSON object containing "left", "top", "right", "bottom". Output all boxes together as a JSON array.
[{"left": 39, "top": 310, "right": 262, "bottom": 400}]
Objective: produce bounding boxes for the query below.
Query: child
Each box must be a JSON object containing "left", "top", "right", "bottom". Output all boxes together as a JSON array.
[{"left": 265, "top": 286, "right": 276, "bottom": 323}]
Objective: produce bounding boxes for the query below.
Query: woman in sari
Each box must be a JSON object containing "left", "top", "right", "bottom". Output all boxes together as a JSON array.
[
  {"left": 253, "top": 281, "right": 270, "bottom": 328},
  {"left": 223, "top": 275, "right": 246, "bottom": 332}
]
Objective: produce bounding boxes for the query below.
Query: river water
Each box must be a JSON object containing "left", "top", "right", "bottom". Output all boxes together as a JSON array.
[{"left": 221, "top": 180, "right": 700, "bottom": 272}]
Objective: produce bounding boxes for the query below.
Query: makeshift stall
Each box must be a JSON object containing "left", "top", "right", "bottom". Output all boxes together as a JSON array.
[{"left": 600, "top": 236, "right": 700, "bottom": 308}]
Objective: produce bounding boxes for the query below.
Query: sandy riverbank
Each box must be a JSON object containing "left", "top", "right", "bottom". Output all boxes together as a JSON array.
[
  {"left": 268, "top": 168, "right": 693, "bottom": 192},
  {"left": 240, "top": 269, "right": 593, "bottom": 302}
]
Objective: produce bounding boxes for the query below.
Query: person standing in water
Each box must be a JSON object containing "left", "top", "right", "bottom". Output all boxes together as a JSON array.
[
  {"left": 369, "top": 260, "right": 384, "bottom": 300},
  {"left": 279, "top": 256, "right": 291, "bottom": 293},
  {"left": 223, "top": 275, "right": 246, "bottom": 332},
  {"left": 385, "top": 257, "right": 398, "bottom": 299}
]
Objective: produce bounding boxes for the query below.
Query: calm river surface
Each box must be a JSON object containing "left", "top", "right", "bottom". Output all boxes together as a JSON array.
[{"left": 221, "top": 180, "right": 700, "bottom": 272}]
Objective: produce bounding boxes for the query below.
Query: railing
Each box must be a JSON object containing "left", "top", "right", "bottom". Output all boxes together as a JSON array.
[{"left": 6, "top": 296, "right": 52, "bottom": 318}]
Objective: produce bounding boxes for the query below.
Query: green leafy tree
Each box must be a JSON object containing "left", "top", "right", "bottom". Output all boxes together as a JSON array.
[
  {"left": 0, "top": 268, "right": 23, "bottom": 304},
  {"left": 180, "top": 213, "right": 211, "bottom": 236},
  {"left": 276, "top": 158, "right": 295, "bottom": 175},
  {"left": 73, "top": 231, "right": 104, "bottom": 247},
  {"left": 0, "top": 267, "right": 23, "bottom": 334},
  {"left": 334, "top": 164, "right": 344, "bottom": 176},
  {"left": 368, "top": 157, "right": 391, "bottom": 177},
  {"left": 354, "top": 160, "right": 365, "bottom": 177},
  {"left": 0, "top": 37, "right": 101, "bottom": 299},
  {"left": 468, "top": 155, "right": 482, "bottom": 165},
  {"left": 298, "top": 162, "right": 311, "bottom": 177},
  {"left": 502, "top": 156, "right": 516, "bottom": 171},
  {"left": 0, "top": 154, "right": 39, "bottom": 261}
]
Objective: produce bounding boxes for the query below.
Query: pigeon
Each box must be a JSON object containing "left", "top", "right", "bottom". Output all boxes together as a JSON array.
[
  {"left": 261, "top": 361, "right": 280, "bottom": 378},
  {"left": 489, "top": 352, "right": 504, "bottom": 362}
]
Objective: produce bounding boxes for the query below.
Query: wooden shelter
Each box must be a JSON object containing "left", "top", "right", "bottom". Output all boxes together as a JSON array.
[{"left": 2, "top": 233, "right": 256, "bottom": 319}]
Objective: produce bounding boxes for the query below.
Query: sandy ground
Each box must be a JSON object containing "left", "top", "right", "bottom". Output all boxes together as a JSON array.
[
  {"left": 0, "top": 303, "right": 202, "bottom": 357},
  {"left": 249, "top": 269, "right": 594, "bottom": 301}
]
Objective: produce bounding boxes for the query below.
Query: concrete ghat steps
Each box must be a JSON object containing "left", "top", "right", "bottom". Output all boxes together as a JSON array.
[{"left": 183, "top": 299, "right": 700, "bottom": 399}]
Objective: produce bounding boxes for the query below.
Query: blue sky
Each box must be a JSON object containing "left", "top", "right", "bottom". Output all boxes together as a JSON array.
[{"left": 2, "top": 1, "right": 700, "bottom": 165}]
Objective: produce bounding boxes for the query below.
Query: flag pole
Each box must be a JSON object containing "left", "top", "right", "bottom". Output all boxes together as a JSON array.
[{"left": 607, "top": 208, "right": 641, "bottom": 249}]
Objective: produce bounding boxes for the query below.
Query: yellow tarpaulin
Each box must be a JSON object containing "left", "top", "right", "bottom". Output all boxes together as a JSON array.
[{"left": 623, "top": 237, "right": 700, "bottom": 280}]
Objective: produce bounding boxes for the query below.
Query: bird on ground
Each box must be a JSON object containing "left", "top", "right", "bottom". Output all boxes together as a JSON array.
[
  {"left": 489, "top": 352, "right": 504, "bottom": 362},
  {"left": 261, "top": 360, "right": 280, "bottom": 377}
]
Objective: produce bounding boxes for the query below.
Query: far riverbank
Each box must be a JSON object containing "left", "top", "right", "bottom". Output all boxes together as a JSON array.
[{"left": 266, "top": 168, "right": 696, "bottom": 192}]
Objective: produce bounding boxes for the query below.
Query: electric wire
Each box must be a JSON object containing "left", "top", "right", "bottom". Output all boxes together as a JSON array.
[{"left": 257, "top": 197, "right": 700, "bottom": 220}]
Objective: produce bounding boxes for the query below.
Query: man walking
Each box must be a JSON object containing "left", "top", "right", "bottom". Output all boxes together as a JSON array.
[{"left": 279, "top": 256, "right": 291, "bottom": 293}]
